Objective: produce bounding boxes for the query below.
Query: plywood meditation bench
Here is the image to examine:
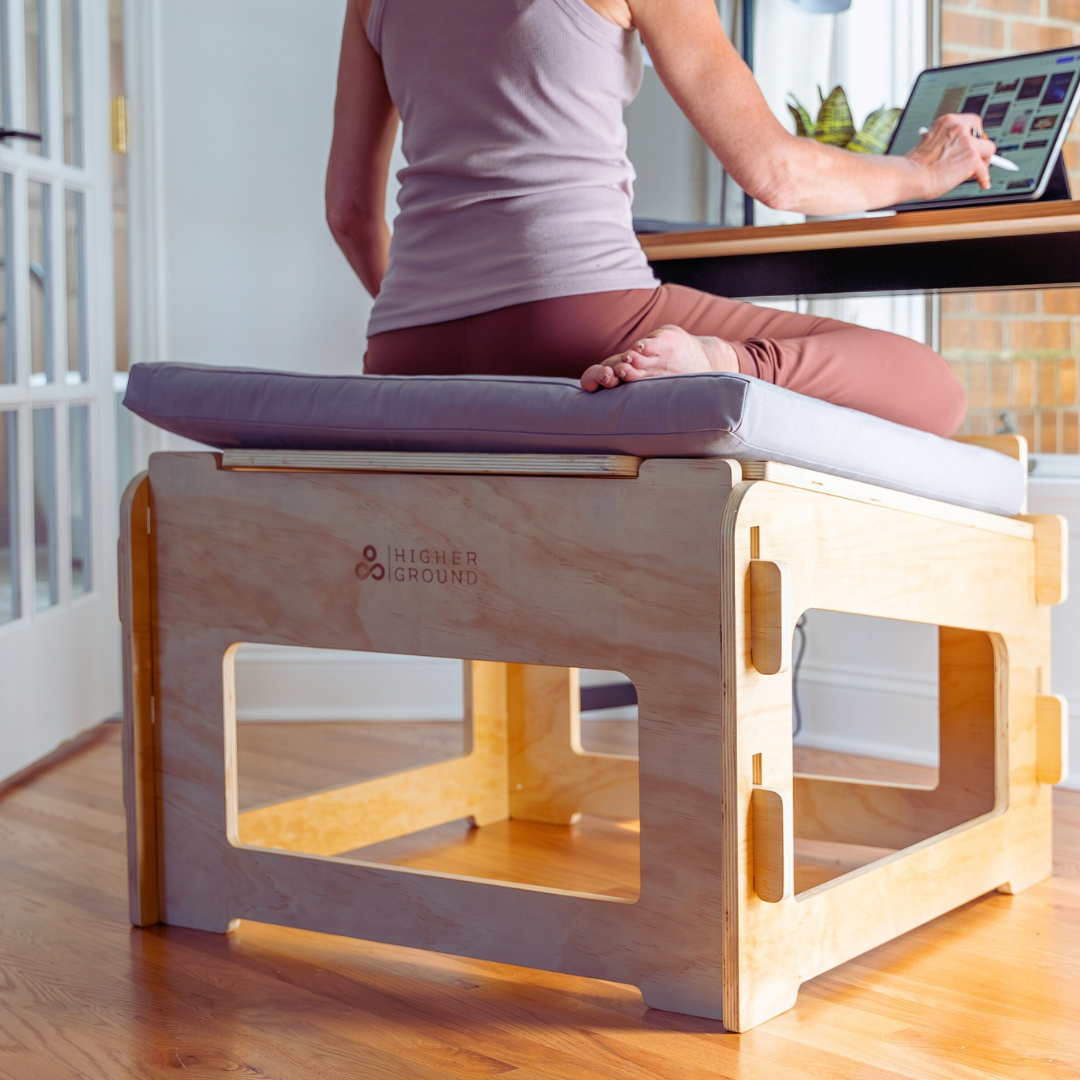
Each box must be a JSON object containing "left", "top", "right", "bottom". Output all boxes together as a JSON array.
[{"left": 120, "top": 363, "right": 1068, "bottom": 1032}]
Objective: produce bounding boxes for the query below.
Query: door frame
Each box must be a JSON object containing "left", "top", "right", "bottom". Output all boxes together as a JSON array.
[{"left": 0, "top": 0, "right": 121, "bottom": 780}]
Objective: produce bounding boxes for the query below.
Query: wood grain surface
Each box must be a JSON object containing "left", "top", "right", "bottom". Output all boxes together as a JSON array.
[
  {"left": 639, "top": 200, "right": 1080, "bottom": 262},
  {"left": 1, "top": 722, "right": 1078, "bottom": 1079},
  {"left": 128, "top": 452, "right": 1062, "bottom": 1032},
  {"left": 222, "top": 451, "right": 644, "bottom": 478},
  {"left": 716, "top": 476, "right": 1059, "bottom": 1029}
]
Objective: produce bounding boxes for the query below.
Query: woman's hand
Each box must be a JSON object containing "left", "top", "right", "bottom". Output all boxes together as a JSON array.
[
  {"left": 905, "top": 113, "right": 997, "bottom": 197},
  {"left": 628, "top": 0, "right": 998, "bottom": 214}
]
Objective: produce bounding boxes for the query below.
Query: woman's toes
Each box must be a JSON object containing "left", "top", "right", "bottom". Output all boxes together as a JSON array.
[
  {"left": 618, "top": 364, "right": 649, "bottom": 382},
  {"left": 580, "top": 365, "right": 601, "bottom": 391},
  {"left": 581, "top": 362, "right": 621, "bottom": 391},
  {"left": 585, "top": 324, "right": 720, "bottom": 390}
]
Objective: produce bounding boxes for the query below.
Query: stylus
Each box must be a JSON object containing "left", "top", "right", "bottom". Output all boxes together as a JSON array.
[{"left": 917, "top": 127, "right": 1019, "bottom": 171}]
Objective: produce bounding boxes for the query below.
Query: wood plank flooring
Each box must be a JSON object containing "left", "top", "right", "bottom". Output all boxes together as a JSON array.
[{"left": 1, "top": 720, "right": 1078, "bottom": 1080}]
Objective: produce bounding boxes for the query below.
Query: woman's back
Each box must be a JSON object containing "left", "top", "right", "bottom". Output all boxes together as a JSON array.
[{"left": 366, "top": 0, "right": 658, "bottom": 336}]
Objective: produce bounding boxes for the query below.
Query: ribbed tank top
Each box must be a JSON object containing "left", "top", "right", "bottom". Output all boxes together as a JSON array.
[{"left": 365, "top": 0, "right": 659, "bottom": 336}]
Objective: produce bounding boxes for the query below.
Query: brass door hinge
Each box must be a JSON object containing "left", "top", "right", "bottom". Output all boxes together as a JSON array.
[{"left": 111, "top": 95, "right": 128, "bottom": 155}]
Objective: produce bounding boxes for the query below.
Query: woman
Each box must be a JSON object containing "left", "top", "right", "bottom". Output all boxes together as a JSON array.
[{"left": 326, "top": 0, "right": 994, "bottom": 436}]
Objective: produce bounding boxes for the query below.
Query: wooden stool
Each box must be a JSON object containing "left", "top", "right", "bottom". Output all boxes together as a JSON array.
[{"left": 120, "top": 445, "right": 1067, "bottom": 1031}]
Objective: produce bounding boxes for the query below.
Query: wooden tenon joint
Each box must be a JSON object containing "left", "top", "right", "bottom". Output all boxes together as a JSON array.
[
  {"left": 749, "top": 559, "right": 791, "bottom": 675},
  {"left": 1035, "top": 694, "right": 1069, "bottom": 786},
  {"left": 1017, "top": 514, "right": 1069, "bottom": 607},
  {"left": 751, "top": 786, "right": 792, "bottom": 903}
]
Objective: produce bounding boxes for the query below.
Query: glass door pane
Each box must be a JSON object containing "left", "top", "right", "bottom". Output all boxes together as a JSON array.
[
  {"left": 0, "top": 410, "right": 18, "bottom": 624},
  {"left": 0, "top": 0, "right": 9, "bottom": 129},
  {"left": 60, "top": 0, "right": 81, "bottom": 165},
  {"left": 24, "top": 0, "right": 46, "bottom": 156},
  {"left": 28, "top": 178, "right": 51, "bottom": 383},
  {"left": 65, "top": 187, "right": 85, "bottom": 380},
  {"left": 68, "top": 402, "right": 89, "bottom": 595},
  {"left": 32, "top": 404, "right": 56, "bottom": 609},
  {"left": 1, "top": 173, "right": 12, "bottom": 384}
]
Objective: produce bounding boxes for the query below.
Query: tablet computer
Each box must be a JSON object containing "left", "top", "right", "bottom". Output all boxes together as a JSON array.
[{"left": 884, "top": 46, "right": 1080, "bottom": 211}]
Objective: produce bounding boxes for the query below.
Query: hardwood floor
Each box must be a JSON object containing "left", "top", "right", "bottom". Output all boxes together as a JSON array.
[{"left": 2, "top": 720, "right": 1078, "bottom": 1080}]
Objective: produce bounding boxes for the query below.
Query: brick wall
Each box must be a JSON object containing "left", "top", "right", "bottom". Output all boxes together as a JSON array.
[{"left": 940, "top": 1, "right": 1080, "bottom": 452}]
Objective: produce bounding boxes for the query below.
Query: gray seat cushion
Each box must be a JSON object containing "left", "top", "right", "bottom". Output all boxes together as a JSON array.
[{"left": 123, "top": 363, "right": 1025, "bottom": 516}]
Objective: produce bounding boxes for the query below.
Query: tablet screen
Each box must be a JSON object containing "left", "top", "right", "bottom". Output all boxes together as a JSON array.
[{"left": 886, "top": 47, "right": 1080, "bottom": 209}]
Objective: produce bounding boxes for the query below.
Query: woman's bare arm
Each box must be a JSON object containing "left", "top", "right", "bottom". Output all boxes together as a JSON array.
[
  {"left": 326, "top": 0, "right": 399, "bottom": 296},
  {"left": 628, "top": 0, "right": 993, "bottom": 214}
]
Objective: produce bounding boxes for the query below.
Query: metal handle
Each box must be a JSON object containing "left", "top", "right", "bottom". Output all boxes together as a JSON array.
[{"left": 0, "top": 129, "right": 43, "bottom": 142}]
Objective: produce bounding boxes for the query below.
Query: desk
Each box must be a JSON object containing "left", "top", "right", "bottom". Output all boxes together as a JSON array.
[{"left": 639, "top": 200, "right": 1080, "bottom": 299}]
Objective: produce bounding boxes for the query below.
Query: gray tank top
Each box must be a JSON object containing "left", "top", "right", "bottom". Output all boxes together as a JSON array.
[{"left": 365, "top": 0, "right": 659, "bottom": 336}]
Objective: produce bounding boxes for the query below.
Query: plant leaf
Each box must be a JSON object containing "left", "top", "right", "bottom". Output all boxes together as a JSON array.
[
  {"left": 813, "top": 84, "right": 855, "bottom": 147},
  {"left": 787, "top": 96, "right": 813, "bottom": 138},
  {"left": 847, "top": 106, "right": 902, "bottom": 154}
]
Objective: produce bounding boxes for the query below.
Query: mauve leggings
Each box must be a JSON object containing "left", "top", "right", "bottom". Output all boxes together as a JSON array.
[{"left": 365, "top": 284, "right": 967, "bottom": 437}]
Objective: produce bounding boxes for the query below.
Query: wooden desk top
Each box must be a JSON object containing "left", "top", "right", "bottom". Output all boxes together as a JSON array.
[
  {"left": 639, "top": 199, "right": 1080, "bottom": 261},
  {"left": 638, "top": 200, "right": 1080, "bottom": 298}
]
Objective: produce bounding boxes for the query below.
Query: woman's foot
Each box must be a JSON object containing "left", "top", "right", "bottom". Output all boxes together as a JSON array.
[{"left": 580, "top": 325, "right": 739, "bottom": 391}]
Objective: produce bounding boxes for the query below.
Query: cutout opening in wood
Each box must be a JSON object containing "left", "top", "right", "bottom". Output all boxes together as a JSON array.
[
  {"left": 791, "top": 612, "right": 999, "bottom": 897},
  {"left": 226, "top": 649, "right": 641, "bottom": 901},
  {"left": 578, "top": 669, "right": 638, "bottom": 754}
]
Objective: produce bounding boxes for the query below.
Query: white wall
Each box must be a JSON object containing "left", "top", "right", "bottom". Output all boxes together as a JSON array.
[
  {"left": 145, "top": 0, "right": 427, "bottom": 709},
  {"left": 626, "top": 68, "right": 716, "bottom": 224},
  {"left": 155, "top": 0, "right": 368, "bottom": 375},
  {"left": 793, "top": 612, "right": 939, "bottom": 768}
]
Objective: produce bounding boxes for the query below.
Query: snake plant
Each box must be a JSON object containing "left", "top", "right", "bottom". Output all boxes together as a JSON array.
[{"left": 788, "top": 85, "right": 900, "bottom": 154}]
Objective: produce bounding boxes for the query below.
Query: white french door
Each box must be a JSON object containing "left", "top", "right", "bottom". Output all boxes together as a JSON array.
[{"left": 0, "top": 0, "right": 119, "bottom": 779}]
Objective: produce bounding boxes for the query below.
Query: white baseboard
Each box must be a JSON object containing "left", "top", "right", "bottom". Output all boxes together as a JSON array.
[
  {"left": 793, "top": 658, "right": 939, "bottom": 769},
  {"left": 795, "top": 658, "right": 1078, "bottom": 790},
  {"left": 233, "top": 646, "right": 465, "bottom": 723},
  {"left": 232, "top": 646, "right": 631, "bottom": 724}
]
